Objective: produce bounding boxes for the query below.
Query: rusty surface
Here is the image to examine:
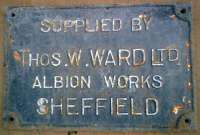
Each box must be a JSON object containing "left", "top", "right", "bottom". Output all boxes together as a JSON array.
[
  {"left": 3, "top": 4, "right": 194, "bottom": 130},
  {"left": 0, "top": 0, "right": 200, "bottom": 135}
]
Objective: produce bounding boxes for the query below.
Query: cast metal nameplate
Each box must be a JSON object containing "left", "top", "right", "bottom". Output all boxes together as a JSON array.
[{"left": 4, "top": 4, "right": 195, "bottom": 130}]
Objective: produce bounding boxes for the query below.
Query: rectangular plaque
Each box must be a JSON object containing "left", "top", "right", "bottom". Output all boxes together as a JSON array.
[{"left": 4, "top": 4, "right": 195, "bottom": 130}]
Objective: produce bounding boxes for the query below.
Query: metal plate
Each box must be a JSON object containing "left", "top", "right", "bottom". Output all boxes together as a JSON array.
[{"left": 3, "top": 4, "right": 194, "bottom": 130}]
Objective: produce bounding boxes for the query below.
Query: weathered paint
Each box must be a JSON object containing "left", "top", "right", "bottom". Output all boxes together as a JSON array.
[
  {"left": 3, "top": 4, "right": 194, "bottom": 131},
  {"left": 0, "top": 0, "right": 200, "bottom": 135}
]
